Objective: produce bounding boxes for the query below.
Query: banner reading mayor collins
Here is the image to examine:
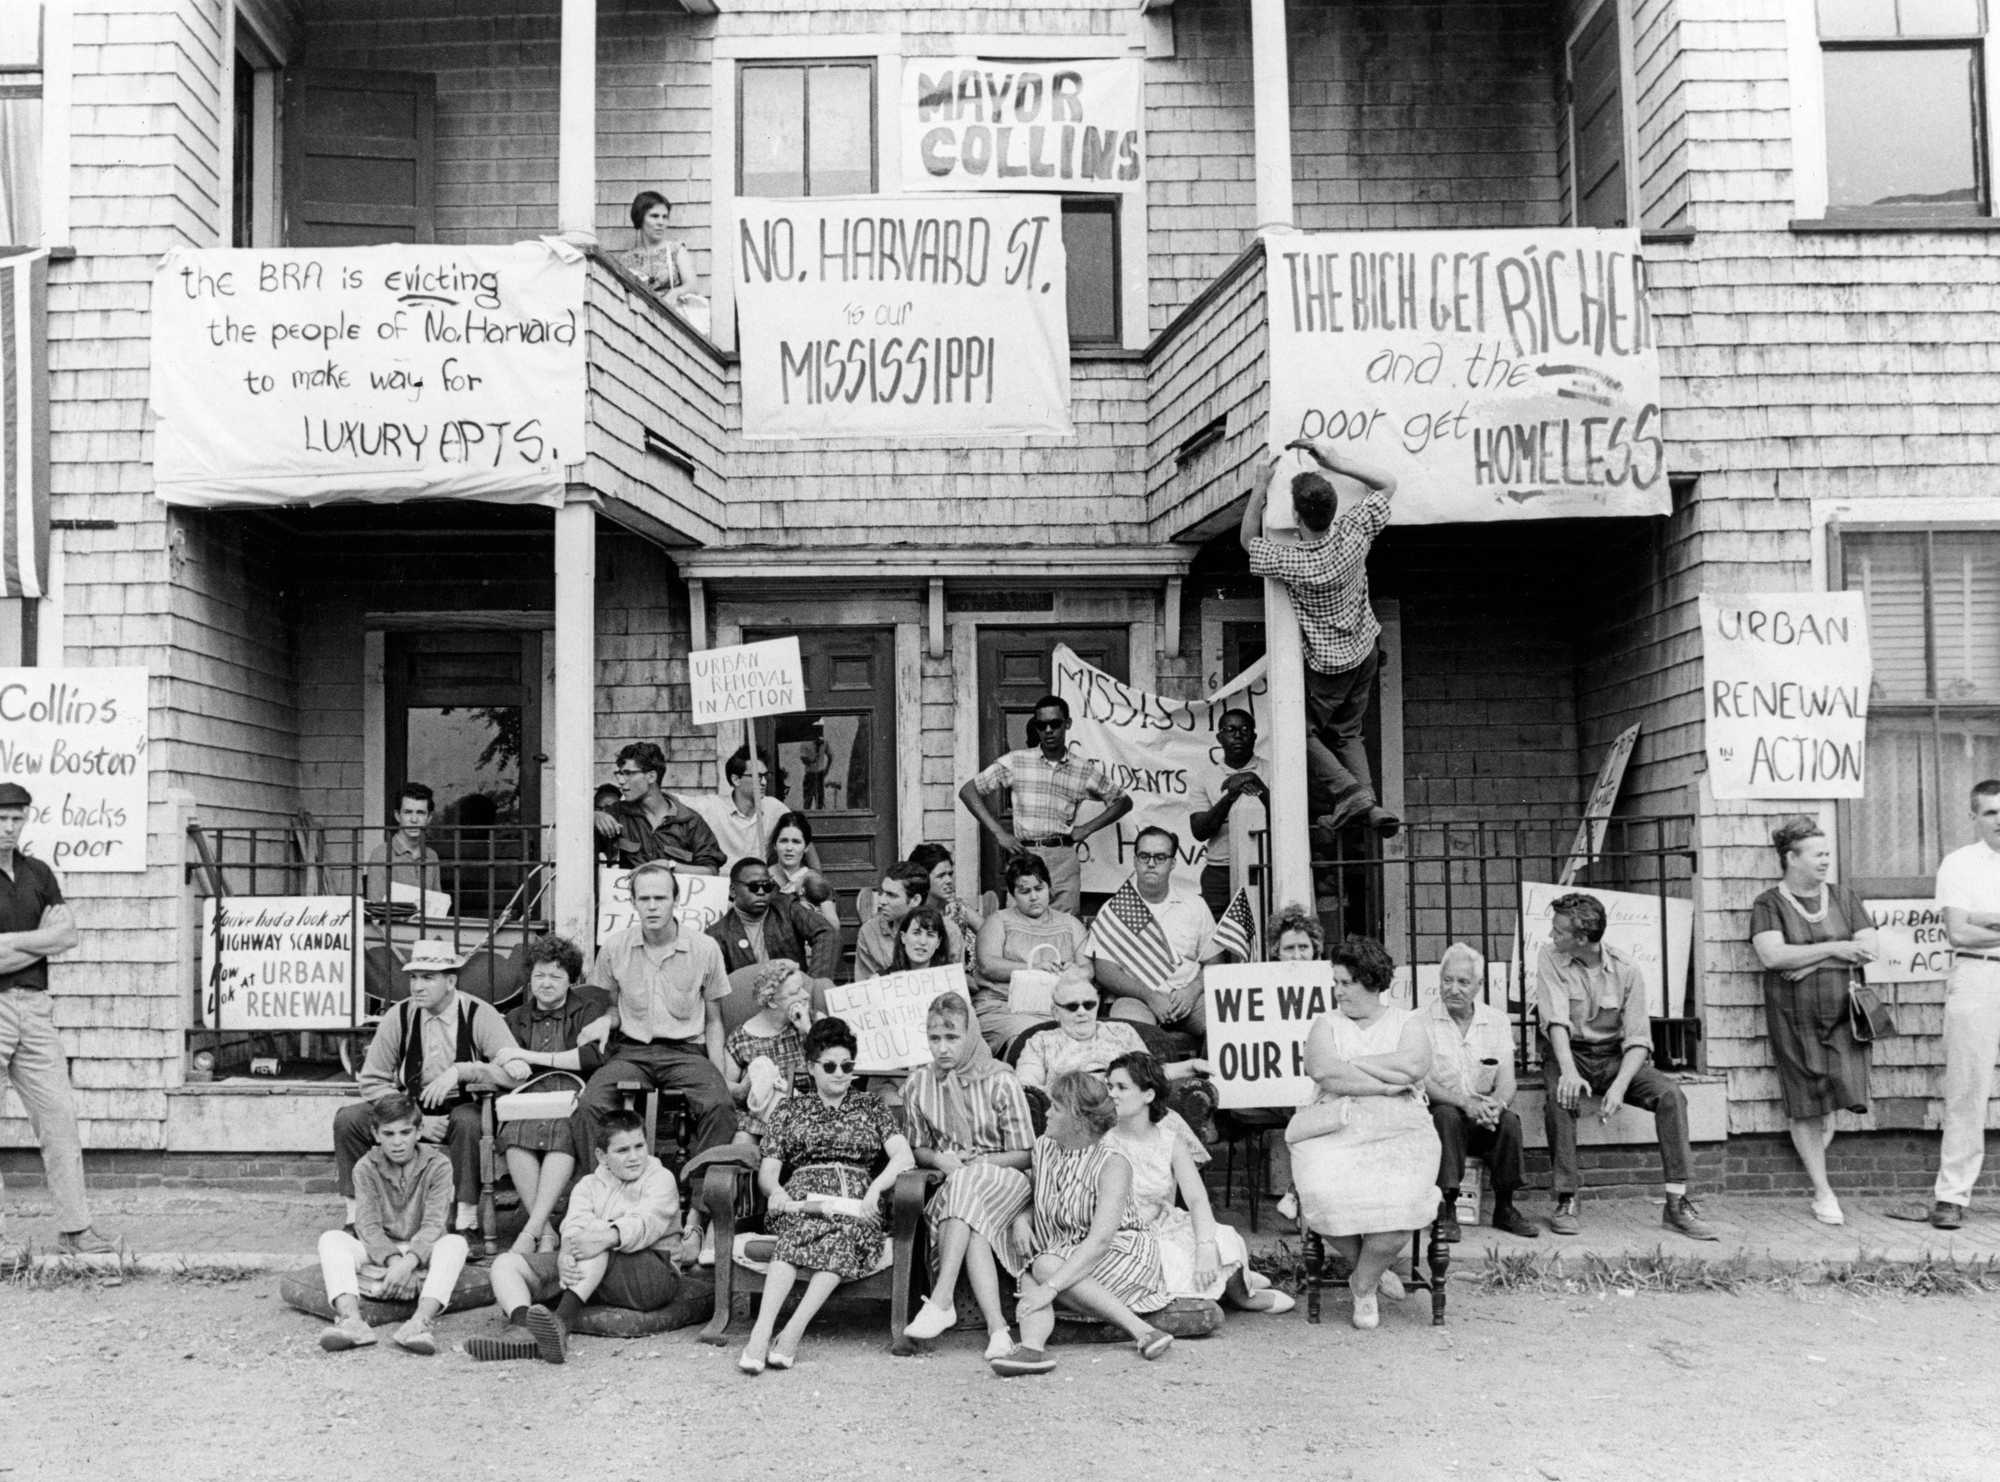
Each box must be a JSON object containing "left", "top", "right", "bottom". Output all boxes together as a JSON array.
[
  {"left": 734, "top": 195, "right": 1071, "bottom": 440},
  {"left": 901, "top": 58, "right": 1144, "bottom": 193},
  {"left": 1266, "top": 228, "right": 1665, "bottom": 524}
]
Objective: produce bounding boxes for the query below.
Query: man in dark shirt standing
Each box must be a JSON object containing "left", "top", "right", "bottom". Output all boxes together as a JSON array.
[
  {"left": 0, "top": 783, "right": 116, "bottom": 1266},
  {"left": 592, "top": 741, "right": 725, "bottom": 874}
]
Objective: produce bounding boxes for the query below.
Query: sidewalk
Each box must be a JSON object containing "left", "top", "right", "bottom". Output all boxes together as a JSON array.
[{"left": 6, "top": 1186, "right": 1998, "bottom": 1275}]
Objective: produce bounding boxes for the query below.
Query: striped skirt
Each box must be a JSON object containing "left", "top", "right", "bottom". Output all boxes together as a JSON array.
[{"left": 925, "top": 1162, "right": 1032, "bottom": 1274}]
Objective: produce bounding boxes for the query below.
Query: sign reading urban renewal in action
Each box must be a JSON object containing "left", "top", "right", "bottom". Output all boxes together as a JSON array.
[
  {"left": 1698, "top": 593, "right": 1870, "bottom": 800},
  {"left": 1864, "top": 899, "right": 1952, "bottom": 984},
  {"left": 1204, "top": 961, "right": 1333, "bottom": 1110},
  {"left": 734, "top": 196, "right": 1071, "bottom": 439},
  {"left": 150, "top": 243, "right": 586, "bottom": 509},
  {"left": 200, "top": 896, "right": 362, "bottom": 1031},
  {"left": 901, "top": 58, "right": 1143, "bottom": 193},
  {"left": 1265, "top": 228, "right": 1665, "bottom": 524},
  {"left": 0, "top": 667, "right": 149, "bottom": 872},
  {"left": 826, "top": 965, "right": 973, "bottom": 1074},
  {"left": 687, "top": 637, "right": 805, "bottom": 725},
  {"left": 1052, "top": 644, "right": 1271, "bottom": 896}
]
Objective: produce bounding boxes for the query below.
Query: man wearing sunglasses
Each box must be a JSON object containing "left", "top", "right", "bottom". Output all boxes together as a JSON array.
[
  {"left": 1089, "top": 826, "right": 1224, "bottom": 1038},
  {"left": 960, "top": 694, "right": 1132, "bottom": 916},
  {"left": 706, "top": 858, "right": 840, "bottom": 984}
]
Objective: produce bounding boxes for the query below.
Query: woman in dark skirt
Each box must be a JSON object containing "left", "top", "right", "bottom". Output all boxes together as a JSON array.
[{"left": 1749, "top": 816, "right": 1880, "bottom": 1228}]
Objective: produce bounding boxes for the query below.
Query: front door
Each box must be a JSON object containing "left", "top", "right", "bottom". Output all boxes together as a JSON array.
[
  {"left": 974, "top": 627, "right": 1130, "bottom": 899},
  {"left": 747, "top": 628, "right": 896, "bottom": 955}
]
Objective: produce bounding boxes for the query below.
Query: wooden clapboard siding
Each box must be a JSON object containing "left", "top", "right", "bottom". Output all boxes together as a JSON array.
[{"left": 1145, "top": 246, "right": 1267, "bottom": 543}]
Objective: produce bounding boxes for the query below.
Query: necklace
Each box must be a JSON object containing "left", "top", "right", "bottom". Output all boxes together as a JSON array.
[{"left": 1777, "top": 882, "right": 1828, "bottom": 924}]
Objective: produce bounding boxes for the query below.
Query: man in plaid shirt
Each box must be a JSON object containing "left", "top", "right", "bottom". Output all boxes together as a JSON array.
[
  {"left": 959, "top": 694, "right": 1133, "bottom": 914},
  {"left": 1239, "top": 437, "right": 1401, "bottom": 837}
]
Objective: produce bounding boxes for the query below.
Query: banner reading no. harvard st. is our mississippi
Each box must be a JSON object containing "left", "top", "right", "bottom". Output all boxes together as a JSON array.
[
  {"left": 734, "top": 196, "right": 1071, "bottom": 440},
  {"left": 1265, "top": 228, "right": 1665, "bottom": 524},
  {"left": 900, "top": 58, "right": 1143, "bottom": 193}
]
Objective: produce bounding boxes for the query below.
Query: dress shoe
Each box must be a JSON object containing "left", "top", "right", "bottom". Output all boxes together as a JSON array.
[
  {"left": 1491, "top": 1203, "right": 1540, "bottom": 1239},
  {"left": 1930, "top": 1200, "right": 1965, "bottom": 1231},
  {"left": 1663, "top": 1194, "right": 1719, "bottom": 1242},
  {"left": 1436, "top": 1195, "right": 1462, "bottom": 1244},
  {"left": 903, "top": 1298, "right": 957, "bottom": 1341},
  {"left": 56, "top": 1228, "right": 118, "bottom": 1256},
  {"left": 1550, "top": 1194, "right": 1580, "bottom": 1236}
]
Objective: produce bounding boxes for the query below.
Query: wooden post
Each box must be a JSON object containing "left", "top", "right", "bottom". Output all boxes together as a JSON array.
[
  {"left": 554, "top": 498, "right": 596, "bottom": 953},
  {"left": 558, "top": 0, "right": 596, "bottom": 244}
]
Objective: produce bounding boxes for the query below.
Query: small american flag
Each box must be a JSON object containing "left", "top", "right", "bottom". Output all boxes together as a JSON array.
[
  {"left": 1089, "top": 879, "right": 1180, "bottom": 992},
  {"left": 1210, "top": 887, "right": 1259, "bottom": 963}
]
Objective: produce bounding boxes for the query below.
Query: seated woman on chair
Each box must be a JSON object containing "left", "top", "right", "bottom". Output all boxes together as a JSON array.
[
  {"left": 1288, "top": 935, "right": 1438, "bottom": 1332},
  {"left": 738, "top": 1017, "right": 914, "bottom": 1374},
  {"left": 857, "top": 903, "right": 951, "bottom": 980},
  {"left": 972, "top": 853, "right": 1090, "bottom": 1054}
]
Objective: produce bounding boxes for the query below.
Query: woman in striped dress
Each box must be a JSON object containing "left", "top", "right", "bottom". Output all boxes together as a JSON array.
[
  {"left": 901, "top": 993, "right": 1036, "bottom": 1360},
  {"left": 990, "top": 1070, "right": 1174, "bottom": 1377}
]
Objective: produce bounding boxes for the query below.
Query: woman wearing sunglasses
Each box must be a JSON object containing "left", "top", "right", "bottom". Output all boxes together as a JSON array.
[
  {"left": 738, "top": 1017, "right": 914, "bottom": 1374},
  {"left": 1014, "top": 968, "right": 1214, "bottom": 1152}
]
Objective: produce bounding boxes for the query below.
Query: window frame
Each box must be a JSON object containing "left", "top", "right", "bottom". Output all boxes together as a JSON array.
[
  {"left": 734, "top": 58, "right": 880, "bottom": 200},
  {"left": 1060, "top": 195, "right": 1122, "bottom": 346},
  {"left": 1564, "top": 0, "right": 1640, "bottom": 231}
]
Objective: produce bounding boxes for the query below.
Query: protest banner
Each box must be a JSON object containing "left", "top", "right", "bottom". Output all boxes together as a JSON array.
[
  {"left": 901, "top": 58, "right": 1143, "bottom": 193},
  {"left": 1204, "top": 960, "right": 1332, "bottom": 1111},
  {"left": 200, "top": 896, "right": 362, "bottom": 1031},
  {"left": 1518, "top": 881, "right": 1693, "bottom": 1019},
  {"left": 150, "top": 242, "right": 586, "bottom": 508},
  {"left": 1863, "top": 899, "right": 1952, "bottom": 984},
  {"left": 734, "top": 195, "right": 1071, "bottom": 439},
  {"left": 1264, "top": 227, "right": 1665, "bottom": 524},
  {"left": 688, "top": 637, "right": 805, "bottom": 726},
  {"left": 1559, "top": 723, "right": 1641, "bottom": 885},
  {"left": 1051, "top": 644, "right": 1271, "bottom": 895},
  {"left": 596, "top": 866, "right": 731, "bottom": 945},
  {"left": 825, "top": 964, "right": 972, "bottom": 1074},
  {"left": 0, "top": 667, "right": 149, "bottom": 872},
  {"left": 1698, "top": 593, "right": 1870, "bottom": 800}
]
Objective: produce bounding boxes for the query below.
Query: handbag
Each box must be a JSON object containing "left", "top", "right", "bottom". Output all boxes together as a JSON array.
[
  {"left": 494, "top": 1070, "right": 584, "bottom": 1122},
  {"left": 1284, "top": 1096, "right": 1352, "bottom": 1145},
  {"left": 1847, "top": 975, "right": 1897, "bottom": 1043}
]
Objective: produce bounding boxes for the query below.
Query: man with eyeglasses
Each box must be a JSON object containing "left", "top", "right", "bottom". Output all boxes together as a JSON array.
[
  {"left": 960, "top": 694, "right": 1132, "bottom": 916},
  {"left": 594, "top": 741, "right": 725, "bottom": 875},
  {"left": 688, "top": 744, "right": 790, "bottom": 870},
  {"left": 1088, "top": 825, "right": 1224, "bottom": 1039},
  {"left": 706, "top": 857, "right": 840, "bottom": 984}
]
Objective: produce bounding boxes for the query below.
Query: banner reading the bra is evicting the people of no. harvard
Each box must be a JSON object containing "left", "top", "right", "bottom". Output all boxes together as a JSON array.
[
  {"left": 1264, "top": 227, "right": 1665, "bottom": 524},
  {"left": 734, "top": 196, "right": 1071, "bottom": 439}
]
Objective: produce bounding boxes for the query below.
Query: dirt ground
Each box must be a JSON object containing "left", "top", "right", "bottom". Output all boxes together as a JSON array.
[{"left": 1, "top": 1276, "right": 1989, "bottom": 1482}]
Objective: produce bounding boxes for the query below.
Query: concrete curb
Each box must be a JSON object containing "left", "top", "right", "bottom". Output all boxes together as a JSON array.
[{"left": 9, "top": 1251, "right": 303, "bottom": 1276}]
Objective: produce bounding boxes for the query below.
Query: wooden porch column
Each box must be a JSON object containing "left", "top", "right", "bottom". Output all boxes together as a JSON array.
[
  {"left": 558, "top": 0, "right": 597, "bottom": 244},
  {"left": 553, "top": 498, "right": 597, "bottom": 953},
  {"left": 1250, "top": 0, "right": 1312, "bottom": 911}
]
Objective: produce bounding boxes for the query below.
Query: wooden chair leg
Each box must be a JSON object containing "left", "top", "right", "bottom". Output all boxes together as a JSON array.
[
  {"left": 477, "top": 1097, "right": 499, "bottom": 1260},
  {"left": 1427, "top": 1220, "right": 1449, "bottom": 1326},
  {"left": 1304, "top": 1229, "right": 1323, "bottom": 1325},
  {"left": 697, "top": 1166, "right": 743, "bottom": 1347}
]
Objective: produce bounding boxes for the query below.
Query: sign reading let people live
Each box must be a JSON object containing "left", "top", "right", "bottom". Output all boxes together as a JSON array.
[
  {"left": 0, "top": 668, "right": 149, "bottom": 872},
  {"left": 1698, "top": 593, "right": 1871, "bottom": 799},
  {"left": 900, "top": 59, "right": 1144, "bottom": 192},
  {"left": 149, "top": 243, "right": 586, "bottom": 508},
  {"left": 734, "top": 196, "right": 1071, "bottom": 439},
  {"left": 1265, "top": 228, "right": 1665, "bottom": 523}
]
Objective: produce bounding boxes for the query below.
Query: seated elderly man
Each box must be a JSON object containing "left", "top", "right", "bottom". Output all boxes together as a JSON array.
[
  {"left": 333, "top": 939, "right": 521, "bottom": 1237},
  {"left": 1422, "top": 942, "right": 1536, "bottom": 1241}
]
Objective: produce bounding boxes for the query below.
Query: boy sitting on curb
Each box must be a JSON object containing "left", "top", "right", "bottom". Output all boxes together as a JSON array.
[
  {"left": 469, "top": 1108, "right": 681, "bottom": 1363},
  {"left": 316, "top": 1092, "right": 468, "bottom": 1355}
]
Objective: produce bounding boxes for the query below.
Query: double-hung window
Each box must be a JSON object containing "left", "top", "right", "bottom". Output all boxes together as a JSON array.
[
  {"left": 0, "top": 3, "right": 42, "bottom": 246},
  {"left": 738, "top": 61, "right": 877, "bottom": 197}
]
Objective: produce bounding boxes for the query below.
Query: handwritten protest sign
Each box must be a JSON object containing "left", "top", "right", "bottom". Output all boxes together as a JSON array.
[
  {"left": 734, "top": 196, "right": 1071, "bottom": 439},
  {"left": 150, "top": 243, "right": 585, "bottom": 508},
  {"left": 1518, "top": 881, "right": 1693, "bottom": 1019},
  {"left": 1265, "top": 228, "right": 1664, "bottom": 523},
  {"left": 688, "top": 638, "right": 805, "bottom": 726},
  {"left": 0, "top": 668, "right": 148, "bottom": 872},
  {"left": 1204, "top": 961, "right": 1332, "bottom": 1110},
  {"left": 901, "top": 58, "right": 1143, "bottom": 193},
  {"left": 1863, "top": 899, "right": 1952, "bottom": 984},
  {"left": 1559, "top": 723, "right": 1641, "bottom": 885},
  {"left": 1698, "top": 593, "right": 1870, "bottom": 799},
  {"left": 200, "top": 896, "right": 361, "bottom": 1030},
  {"left": 596, "top": 866, "right": 731, "bottom": 946},
  {"left": 825, "top": 964, "right": 972, "bottom": 1074}
]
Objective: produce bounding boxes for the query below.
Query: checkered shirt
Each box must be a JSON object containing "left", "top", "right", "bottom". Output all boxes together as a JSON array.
[
  {"left": 971, "top": 748, "right": 1127, "bottom": 839},
  {"left": 1244, "top": 489, "right": 1391, "bottom": 674}
]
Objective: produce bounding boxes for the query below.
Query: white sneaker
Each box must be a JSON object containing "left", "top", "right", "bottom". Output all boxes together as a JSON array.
[
  {"left": 1351, "top": 1291, "right": 1380, "bottom": 1330},
  {"left": 1812, "top": 1193, "right": 1845, "bottom": 1226},
  {"left": 903, "top": 1298, "right": 957, "bottom": 1341},
  {"left": 1377, "top": 1269, "right": 1405, "bottom": 1300},
  {"left": 1276, "top": 1190, "right": 1300, "bottom": 1222},
  {"left": 984, "top": 1328, "right": 1015, "bottom": 1361}
]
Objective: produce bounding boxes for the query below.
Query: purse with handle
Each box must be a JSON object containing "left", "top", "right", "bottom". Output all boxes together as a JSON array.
[{"left": 1848, "top": 973, "right": 1897, "bottom": 1043}]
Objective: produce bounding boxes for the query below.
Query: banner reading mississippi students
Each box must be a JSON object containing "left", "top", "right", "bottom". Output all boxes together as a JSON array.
[{"left": 734, "top": 195, "right": 1072, "bottom": 439}]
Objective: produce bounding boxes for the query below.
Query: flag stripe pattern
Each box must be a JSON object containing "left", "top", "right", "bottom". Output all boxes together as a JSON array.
[
  {"left": 1, "top": 248, "right": 50, "bottom": 601},
  {"left": 1089, "top": 879, "right": 1180, "bottom": 993},
  {"left": 1211, "top": 887, "right": 1259, "bottom": 963}
]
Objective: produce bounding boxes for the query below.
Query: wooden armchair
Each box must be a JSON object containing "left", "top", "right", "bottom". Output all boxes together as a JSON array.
[{"left": 695, "top": 1161, "right": 942, "bottom": 1355}]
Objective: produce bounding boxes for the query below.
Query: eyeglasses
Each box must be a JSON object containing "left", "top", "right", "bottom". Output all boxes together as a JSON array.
[
  {"left": 817, "top": 1059, "right": 856, "bottom": 1074},
  {"left": 740, "top": 879, "right": 777, "bottom": 893},
  {"left": 1134, "top": 850, "right": 1173, "bottom": 865},
  {"left": 1054, "top": 998, "right": 1099, "bottom": 1013}
]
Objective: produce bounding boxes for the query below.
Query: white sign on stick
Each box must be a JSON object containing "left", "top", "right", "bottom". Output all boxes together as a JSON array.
[
  {"left": 200, "top": 896, "right": 362, "bottom": 1030},
  {"left": 0, "top": 667, "right": 149, "bottom": 872},
  {"left": 1518, "top": 881, "right": 1693, "bottom": 1020},
  {"left": 1698, "top": 593, "right": 1870, "bottom": 799},
  {"left": 596, "top": 865, "right": 731, "bottom": 946},
  {"left": 687, "top": 638, "right": 805, "bottom": 726},
  {"left": 150, "top": 243, "right": 586, "bottom": 509},
  {"left": 733, "top": 195, "right": 1071, "bottom": 440},
  {"left": 1051, "top": 644, "right": 1271, "bottom": 896},
  {"left": 901, "top": 58, "right": 1144, "bottom": 193},
  {"left": 1560, "top": 722, "right": 1641, "bottom": 885},
  {"left": 1863, "top": 899, "right": 1952, "bottom": 984},
  {"left": 1204, "top": 960, "right": 1333, "bottom": 1111},
  {"left": 824, "top": 964, "right": 972, "bottom": 1074},
  {"left": 1265, "top": 227, "right": 1665, "bottom": 524}
]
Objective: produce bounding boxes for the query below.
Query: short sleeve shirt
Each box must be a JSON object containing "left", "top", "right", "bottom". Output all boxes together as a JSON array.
[
  {"left": 590, "top": 927, "right": 730, "bottom": 1044},
  {"left": 1935, "top": 842, "right": 2000, "bottom": 914},
  {"left": 0, "top": 852, "right": 64, "bottom": 991},
  {"left": 1534, "top": 941, "right": 1651, "bottom": 1052},
  {"left": 1422, "top": 996, "right": 1511, "bottom": 1099},
  {"left": 970, "top": 749, "right": 1127, "bottom": 840},
  {"left": 1243, "top": 489, "right": 1390, "bottom": 674},
  {"left": 1192, "top": 763, "right": 1260, "bottom": 868}
]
